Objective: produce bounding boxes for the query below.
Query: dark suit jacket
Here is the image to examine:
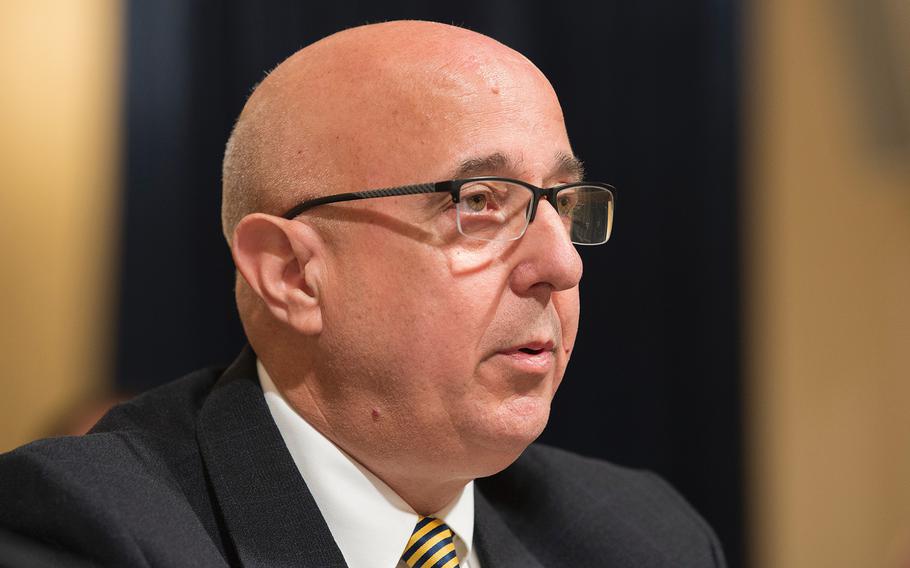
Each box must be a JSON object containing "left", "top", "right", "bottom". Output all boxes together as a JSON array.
[{"left": 0, "top": 347, "right": 725, "bottom": 567}]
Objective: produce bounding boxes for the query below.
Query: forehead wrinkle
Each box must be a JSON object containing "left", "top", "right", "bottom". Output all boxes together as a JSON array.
[
  {"left": 451, "top": 152, "right": 524, "bottom": 179},
  {"left": 450, "top": 151, "right": 584, "bottom": 184}
]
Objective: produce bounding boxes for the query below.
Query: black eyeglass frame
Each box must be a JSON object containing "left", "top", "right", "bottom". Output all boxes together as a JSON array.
[{"left": 281, "top": 176, "right": 616, "bottom": 243}]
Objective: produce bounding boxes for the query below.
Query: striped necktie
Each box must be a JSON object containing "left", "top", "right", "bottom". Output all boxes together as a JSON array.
[{"left": 401, "top": 516, "right": 461, "bottom": 568}]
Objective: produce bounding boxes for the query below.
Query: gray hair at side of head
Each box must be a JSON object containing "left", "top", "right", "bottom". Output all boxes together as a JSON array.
[{"left": 220, "top": 76, "right": 325, "bottom": 248}]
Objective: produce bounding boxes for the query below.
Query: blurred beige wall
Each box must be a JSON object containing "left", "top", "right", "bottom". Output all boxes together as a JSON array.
[
  {"left": 0, "top": 1, "right": 121, "bottom": 452},
  {"left": 747, "top": 0, "right": 910, "bottom": 567}
]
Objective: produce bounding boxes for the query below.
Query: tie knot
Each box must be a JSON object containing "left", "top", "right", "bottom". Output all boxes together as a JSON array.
[{"left": 401, "top": 516, "right": 461, "bottom": 568}]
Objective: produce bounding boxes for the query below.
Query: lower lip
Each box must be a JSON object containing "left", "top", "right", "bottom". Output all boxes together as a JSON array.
[{"left": 495, "top": 350, "right": 554, "bottom": 373}]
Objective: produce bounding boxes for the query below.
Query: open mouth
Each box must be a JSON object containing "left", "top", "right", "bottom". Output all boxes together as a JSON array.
[
  {"left": 497, "top": 341, "right": 555, "bottom": 372},
  {"left": 506, "top": 340, "right": 554, "bottom": 356},
  {"left": 518, "top": 347, "right": 546, "bottom": 355}
]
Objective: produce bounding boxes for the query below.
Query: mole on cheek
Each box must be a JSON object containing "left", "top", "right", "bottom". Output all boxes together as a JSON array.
[
  {"left": 371, "top": 408, "right": 380, "bottom": 421},
  {"left": 491, "top": 86, "right": 500, "bottom": 95}
]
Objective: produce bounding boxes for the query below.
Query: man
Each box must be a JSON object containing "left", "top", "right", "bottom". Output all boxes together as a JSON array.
[{"left": 0, "top": 21, "right": 725, "bottom": 567}]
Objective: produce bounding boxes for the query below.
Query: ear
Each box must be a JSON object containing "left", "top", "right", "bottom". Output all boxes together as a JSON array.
[{"left": 231, "top": 213, "right": 324, "bottom": 335}]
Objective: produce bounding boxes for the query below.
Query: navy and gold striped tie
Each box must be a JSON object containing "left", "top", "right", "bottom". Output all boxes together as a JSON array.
[{"left": 401, "top": 516, "right": 461, "bottom": 568}]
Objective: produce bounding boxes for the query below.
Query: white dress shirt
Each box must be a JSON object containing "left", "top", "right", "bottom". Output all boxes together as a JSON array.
[{"left": 258, "top": 361, "right": 481, "bottom": 568}]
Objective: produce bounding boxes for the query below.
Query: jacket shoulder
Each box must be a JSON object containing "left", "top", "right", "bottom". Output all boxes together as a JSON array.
[
  {"left": 0, "top": 367, "right": 229, "bottom": 566},
  {"left": 477, "top": 443, "right": 726, "bottom": 567},
  {"left": 90, "top": 364, "right": 223, "bottom": 436}
]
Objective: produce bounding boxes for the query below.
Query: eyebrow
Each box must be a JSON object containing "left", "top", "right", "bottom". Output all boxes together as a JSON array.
[
  {"left": 554, "top": 152, "right": 586, "bottom": 182},
  {"left": 450, "top": 151, "right": 586, "bottom": 183}
]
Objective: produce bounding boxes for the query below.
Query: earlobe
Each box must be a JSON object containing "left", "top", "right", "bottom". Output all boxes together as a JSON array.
[{"left": 231, "top": 214, "right": 324, "bottom": 335}]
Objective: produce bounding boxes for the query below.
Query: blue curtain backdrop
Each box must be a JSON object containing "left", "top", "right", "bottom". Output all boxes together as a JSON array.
[{"left": 119, "top": 2, "right": 743, "bottom": 565}]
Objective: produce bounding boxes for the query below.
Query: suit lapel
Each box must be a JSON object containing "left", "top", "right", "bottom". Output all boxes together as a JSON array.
[
  {"left": 474, "top": 487, "right": 545, "bottom": 568},
  {"left": 197, "top": 347, "right": 347, "bottom": 568}
]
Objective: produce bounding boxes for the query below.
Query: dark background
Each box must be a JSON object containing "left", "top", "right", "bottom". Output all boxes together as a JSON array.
[{"left": 118, "top": 2, "right": 743, "bottom": 565}]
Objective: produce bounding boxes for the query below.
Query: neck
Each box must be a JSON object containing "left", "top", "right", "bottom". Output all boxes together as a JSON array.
[
  {"left": 400, "top": 485, "right": 467, "bottom": 518},
  {"left": 344, "top": 450, "right": 471, "bottom": 516}
]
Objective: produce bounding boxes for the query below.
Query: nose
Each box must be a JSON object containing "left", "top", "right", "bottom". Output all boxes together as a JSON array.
[{"left": 509, "top": 198, "right": 583, "bottom": 295}]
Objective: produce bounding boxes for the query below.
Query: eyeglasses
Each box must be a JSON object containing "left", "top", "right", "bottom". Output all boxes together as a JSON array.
[{"left": 281, "top": 177, "right": 615, "bottom": 245}]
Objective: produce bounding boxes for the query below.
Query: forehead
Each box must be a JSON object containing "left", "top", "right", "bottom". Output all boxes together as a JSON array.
[
  {"left": 279, "top": 46, "right": 571, "bottom": 192},
  {"left": 371, "top": 82, "right": 567, "bottom": 185}
]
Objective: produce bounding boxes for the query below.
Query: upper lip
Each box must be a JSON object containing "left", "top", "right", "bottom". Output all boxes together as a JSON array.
[{"left": 499, "top": 339, "right": 556, "bottom": 355}]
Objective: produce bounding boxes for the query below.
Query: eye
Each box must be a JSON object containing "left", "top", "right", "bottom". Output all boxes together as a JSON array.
[
  {"left": 556, "top": 191, "right": 580, "bottom": 215},
  {"left": 465, "top": 192, "right": 488, "bottom": 212},
  {"left": 459, "top": 184, "right": 502, "bottom": 214}
]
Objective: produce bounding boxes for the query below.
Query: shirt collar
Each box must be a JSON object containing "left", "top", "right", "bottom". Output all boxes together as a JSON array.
[{"left": 258, "top": 360, "right": 475, "bottom": 568}]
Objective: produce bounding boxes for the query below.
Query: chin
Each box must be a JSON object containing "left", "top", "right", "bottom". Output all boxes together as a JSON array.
[{"left": 468, "top": 395, "right": 551, "bottom": 476}]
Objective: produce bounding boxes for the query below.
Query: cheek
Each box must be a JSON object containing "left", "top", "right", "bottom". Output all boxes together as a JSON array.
[{"left": 323, "top": 240, "right": 492, "bottom": 375}]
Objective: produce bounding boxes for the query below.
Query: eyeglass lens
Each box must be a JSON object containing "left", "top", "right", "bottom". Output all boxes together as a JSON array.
[{"left": 454, "top": 180, "right": 613, "bottom": 245}]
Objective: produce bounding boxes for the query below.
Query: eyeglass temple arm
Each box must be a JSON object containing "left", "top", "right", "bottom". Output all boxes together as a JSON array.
[{"left": 282, "top": 181, "right": 456, "bottom": 219}]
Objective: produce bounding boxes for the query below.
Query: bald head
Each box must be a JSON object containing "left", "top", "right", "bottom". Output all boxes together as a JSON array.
[{"left": 221, "top": 20, "right": 561, "bottom": 244}]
